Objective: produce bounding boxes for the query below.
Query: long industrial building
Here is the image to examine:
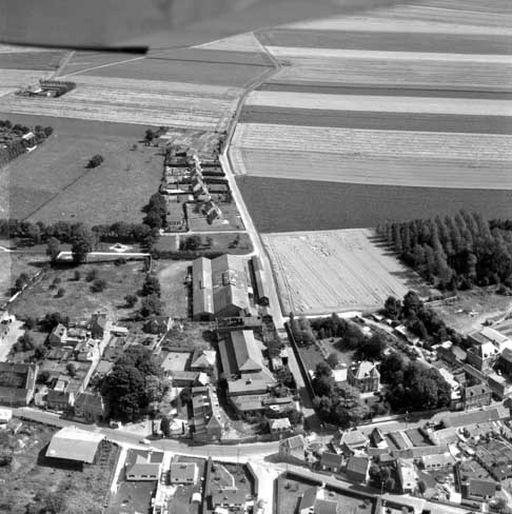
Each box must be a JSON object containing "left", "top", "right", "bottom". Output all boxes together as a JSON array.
[{"left": 192, "top": 254, "right": 253, "bottom": 320}]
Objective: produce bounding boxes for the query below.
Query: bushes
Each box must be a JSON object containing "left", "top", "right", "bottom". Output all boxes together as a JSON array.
[
  {"left": 90, "top": 279, "right": 107, "bottom": 293},
  {"left": 86, "top": 154, "right": 104, "bottom": 169}
]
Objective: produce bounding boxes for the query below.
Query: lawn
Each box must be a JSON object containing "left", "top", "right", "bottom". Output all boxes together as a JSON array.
[
  {"left": 186, "top": 202, "right": 246, "bottom": 232},
  {"left": 160, "top": 322, "right": 214, "bottom": 352},
  {"left": 155, "top": 232, "right": 253, "bottom": 256},
  {"left": 10, "top": 261, "right": 146, "bottom": 321},
  {"left": 156, "top": 259, "right": 191, "bottom": 319},
  {"left": 0, "top": 114, "right": 162, "bottom": 223},
  {"left": 0, "top": 252, "right": 43, "bottom": 299},
  {"left": 0, "top": 422, "right": 118, "bottom": 514}
]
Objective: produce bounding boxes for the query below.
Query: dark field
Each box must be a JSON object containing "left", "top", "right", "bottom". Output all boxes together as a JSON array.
[
  {"left": 258, "top": 82, "right": 512, "bottom": 99},
  {"left": 0, "top": 50, "right": 65, "bottom": 70},
  {"left": 82, "top": 56, "right": 268, "bottom": 87},
  {"left": 257, "top": 28, "right": 512, "bottom": 54},
  {"left": 237, "top": 176, "right": 512, "bottom": 232},
  {"left": 240, "top": 106, "right": 512, "bottom": 134}
]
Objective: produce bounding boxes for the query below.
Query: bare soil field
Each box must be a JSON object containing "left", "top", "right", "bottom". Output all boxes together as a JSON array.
[
  {"left": 431, "top": 289, "right": 512, "bottom": 335},
  {"left": 241, "top": 105, "right": 512, "bottom": 133},
  {"left": 10, "top": 261, "right": 146, "bottom": 321},
  {"left": 258, "top": 29, "right": 512, "bottom": 54},
  {"left": 156, "top": 259, "right": 191, "bottom": 319},
  {"left": 237, "top": 176, "right": 512, "bottom": 233},
  {"left": 262, "top": 228, "right": 420, "bottom": 315},
  {"left": 0, "top": 118, "right": 162, "bottom": 223},
  {"left": 0, "top": 75, "right": 241, "bottom": 130},
  {"left": 230, "top": 147, "right": 512, "bottom": 190}
]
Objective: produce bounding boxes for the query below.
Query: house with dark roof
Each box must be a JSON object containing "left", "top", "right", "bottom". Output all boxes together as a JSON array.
[
  {"left": 298, "top": 486, "right": 318, "bottom": 514},
  {"left": 319, "top": 452, "right": 343, "bottom": 474},
  {"left": 466, "top": 478, "right": 498, "bottom": 502},
  {"left": 126, "top": 454, "right": 162, "bottom": 481},
  {"left": 0, "top": 362, "right": 38, "bottom": 407},
  {"left": 347, "top": 361, "right": 380, "bottom": 393},
  {"left": 466, "top": 329, "right": 503, "bottom": 372},
  {"left": 49, "top": 323, "right": 67, "bottom": 345},
  {"left": 89, "top": 313, "right": 108, "bottom": 339},
  {"left": 47, "top": 389, "right": 74, "bottom": 411},
  {"left": 463, "top": 382, "right": 492, "bottom": 410},
  {"left": 279, "top": 435, "right": 305, "bottom": 461},
  {"left": 191, "top": 385, "right": 223, "bottom": 441},
  {"left": 346, "top": 456, "right": 370, "bottom": 483},
  {"left": 251, "top": 256, "right": 269, "bottom": 306}
]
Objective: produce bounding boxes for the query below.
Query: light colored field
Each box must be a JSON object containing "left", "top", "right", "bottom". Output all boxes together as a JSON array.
[
  {"left": 245, "top": 91, "right": 512, "bottom": 116},
  {"left": 0, "top": 45, "right": 51, "bottom": 53},
  {"left": 267, "top": 55, "right": 512, "bottom": 90},
  {"left": 229, "top": 147, "right": 512, "bottom": 190},
  {"left": 0, "top": 68, "right": 51, "bottom": 89},
  {"left": 284, "top": 16, "right": 512, "bottom": 35},
  {"left": 232, "top": 123, "right": 512, "bottom": 161},
  {"left": 262, "top": 228, "right": 417, "bottom": 315},
  {"left": 0, "top": 75, "right": 241, "bottom": 130},
  {"left": 195, "top": 32, "right": 263, "bottom": 52}
]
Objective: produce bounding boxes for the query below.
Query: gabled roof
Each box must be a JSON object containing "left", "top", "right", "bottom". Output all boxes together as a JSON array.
[
  {"left": 192, "top": 257, "right": 214, "bottom": 317},
  {"left": 298, "top": 487, "right": 317, "bottom": 510},
  {"left": 320, "top": 452, "right": 343, "bottom": 467},
  {"left": 280, "top": 434, "right": 305, "bottom": 451},
  {"left": 191, "top": 349, "right": 216, "bottom": 369},
  {"left": 468, "top": 478, "right": 497, "bottom": 497},
  {"left": 126, "top": 462, "right": 160, "bottom": 478},
  {"left": 346, "top": 456, "right": 369, "bottom": 476},
  {"left": 46, "top": 426, "right": 103, "bottom": 463},
  {"left": 351, "top": 361, "right": 379, "bottom": 380},
  {"left": 315, "top": 499, "right": 339, "bottom": 514},
  {"left": 232, "top": 330, "right": 262, "bottom": 372}
]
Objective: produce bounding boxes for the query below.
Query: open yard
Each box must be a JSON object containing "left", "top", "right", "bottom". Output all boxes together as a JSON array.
[
  {"left": 156, "top": 259, "right": 191, "bottom": 319},
  {"left": 10, "top": 261, "right": 146, "bottom": 321},
  {"left": 0, "top": 422, "right": 118, "bottom": 514},
  {"left": 262, "top": 228, "right": 425, "bottom": 315},
  {"left": 0, "top": 74, "right": 241, "bottom": 131},
  {"left": 0, "top": 115, "right": 162, "bottom": 223},
  {"left": 0, "top": 251, "right": 42, "bottom": 299}
]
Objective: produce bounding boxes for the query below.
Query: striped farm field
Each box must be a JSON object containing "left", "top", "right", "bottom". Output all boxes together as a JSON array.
[
  {"left": 0, "top": 68, "right": 51, "bottom": 91},
  {"left": 262, "top": 228, "right": 422, "bottom": 315},
  {"left": 0, "top": 75, "right": 241, "bottom": 130}
]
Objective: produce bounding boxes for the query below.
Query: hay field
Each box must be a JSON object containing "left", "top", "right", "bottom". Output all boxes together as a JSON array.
[
  {"left": 0, "top": 75, "right": 241, "bottom": 130},
  {"left": 195, "top": 32, "right": 264, "bottom": 53},
  {"left": 0, "top": 69, "right": 51, "bottom": 92},
  {"left": 262, "top": 228, "right": 418, "bottom": 315}
]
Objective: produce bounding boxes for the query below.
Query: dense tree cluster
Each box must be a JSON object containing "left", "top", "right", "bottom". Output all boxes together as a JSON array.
[
  {"left": 312, "top": 362, "right": 370, "bottom": 428},
  {"left": 369, "top": 463, "right": 396, "bottom": 492},
  {"left": 86, "top": 154, "right": 104, "bottom": 169},
  {"left": 143, "top": 192, "right": 167, "bottom": 230},
  {"left": 378, "top": 210, "right": 512, "bottom": 290},
  {"left": 380, "top": 352, "right": 451, "bottom": 411},
  {"left": 0, "top": 120, "right": 53, "bottom": 166},
  {"left": 102, "top": 345, "right": 164, "bottom": 421},
  {"left": 383, "top": 291, "right": 460, "bottom": 346}
]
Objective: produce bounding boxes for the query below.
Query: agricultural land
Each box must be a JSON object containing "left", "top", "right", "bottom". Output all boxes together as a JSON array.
[{"left": 262, "top": 228, "right": 426, "bottom": 316}]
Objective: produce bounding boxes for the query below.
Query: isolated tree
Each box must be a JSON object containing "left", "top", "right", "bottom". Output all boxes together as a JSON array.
[
  {"left": 160, "top": 416, "right": 171, "bottom": 437},
  {"left": 66, "top": 362, "right": 76, "bottom": 377},
  {"left": 46, "top": 237, "right": 61, "bottom": 263},
  {"left": 142, "top": 274, "right": 161, "bottom": 297},
  {"left": 326, "top": 352, "right": 339, "bottom": 369},
  {"left": 14, "top": 272, "right": 30, "bottom": 292},
  {"left": 90, "top": 279, "right": 107, "bottom": 293},
  {"left": 125, "top": 294, "right": 138, "bottom": 308},
  {"left": 86, "top": 154, "right": 104, "bottom": 168}
]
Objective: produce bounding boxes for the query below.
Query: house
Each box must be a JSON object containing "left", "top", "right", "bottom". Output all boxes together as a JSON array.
[
  {"left": 211, "top": 489, "right": 247, "bottom": 511},
  {"left": 49, "top": 323, "right": 67, "bottom": 345},
  {"left": 298, "top": 487, "right": 318, "bottom": 514},
  {"left": 315, "top": 499, "right": 341, "bottom": 514},
  {"left": 89, "top": 313, "right": 108, "bottom": 339},
  {"left": 466, "top": 478, "right": 498, "bottom": 502},
  {"left": 466, "top": 329, "right": 503, "bottom": 372},
  {"left": 192, "top": 255, "right": 252, "bottom": 320},
  {"left": 319, "top": 452, "right": 343, "bottom": 474},
  {"left": 73, "top": 392, "right": 106, "bottom": 423},
  {"left": 297, "top": 487, "right": 342, "bottom": 514},
  {"left": 347, "top": 361, "right": 380, "bottom": 393},
  {"left": 47, "top": 389, "right": 74, "bottom": 411},
  {"left": 345, "top": 456, "right": 370, "bottom": 483},
  {"left": 370, "top": 428, "right": 388, "bottom": 450},
  {"left": 227, "top": 378, "right": 268, "bottom": 397},
  {"left": 126, "top": 454, "right": 161, "bottom": 481},
  {"left": 279, "top": 434, "right": 305, "bottom": 460},
  {"left": 269, "top": 418, "right": 291, "bottom": 434},
  {"left": 397, "top": 459, "right": 416, "bottom": 493},
  {"left": 0, "top": 407, "right": 12, "bottom": 424},
  {"left": 169, "top": 462, "right": 198, "bottom": 485},
  {"left": 191, "top": 386, "right": 223, "bottom": 441},
  {"left": 332, "top": 428, "right": 369, "bottom": 455},
  {"left": 75, "top": 339, "right": 100, "bottom": 362},
  {"left": 46, "top": 426, "right": 104, "bottom": 466},
  {"left": 463, "top": 382, "right": 492, "bottom": 410},
  {"left": 0, "top": 362, "right": 38, "bottom": 407},
  {"left": 190, "top": 349, "right": 216, "bottom": 374},
  {"left": 251, "top": 256, "right": 269, "bottom": 306}
]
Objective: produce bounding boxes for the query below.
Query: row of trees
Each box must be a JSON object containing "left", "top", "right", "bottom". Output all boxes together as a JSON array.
[
  {"left": 378, "top": 210, "right": 512, "bottom": 290},
  {"left": 380, "top": 352, "right": 451, "bottom": 411}
]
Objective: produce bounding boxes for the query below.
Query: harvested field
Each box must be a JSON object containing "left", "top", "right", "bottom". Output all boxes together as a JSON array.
[
  {"left": 230, "top": 123, "right": 512, "bottom": 189},
  {"left": 262, "top": 228, "right": 419, "bottom": 315},
  {"left": 237, "top": 176, "right": 512, "bottom": 233},
  {"left": 268, "top": 56, "right": 512, "bottom": 90},
  {"left": 57, "top": 52, "right": 140, "bottom": 76},
  {"left": 230, "top": 147, "right": 512, "bottom": 190},
  {"left": 0, "top": 68, "right": 51, "bottom": 91},
  {"left": 258, "top": 29, "right": 512, "bottom": 54},
  {"left": 246, "top": 90, "right": 512, "bottom": 116},
  {"left": 0, "top": 116, "right": 162, "bottom": 223},
  {"left": 241, "top": 105, "right": 512, "bottom": 133},
  {"left": 196, "top": 32, "right": 265, "bottom": 53},
  {"left": 79, "top": 55, "right": 268, "bottom": 87},
  {"left": 0, "top": 75, "right": 240, "bottom": 130}
]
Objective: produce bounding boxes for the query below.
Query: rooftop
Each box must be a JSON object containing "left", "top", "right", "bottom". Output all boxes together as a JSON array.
[{"left": 46, "top": 426, "right": 104, "bottom": 463}]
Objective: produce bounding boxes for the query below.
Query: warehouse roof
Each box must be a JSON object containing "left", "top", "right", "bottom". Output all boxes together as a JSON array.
[
  {"left": 46, "top": 426, "right": 103, "bottom": 463},
  {"left": 192, "top": 257, "right": 214, "bottom": 318},
  {"left": 232, "top": 330, "right": 262, "bottom": 372}
]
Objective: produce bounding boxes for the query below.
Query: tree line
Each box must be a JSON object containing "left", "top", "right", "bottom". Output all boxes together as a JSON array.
[{"left": 378, "top": 210, "right": 512, "bottom": 291}]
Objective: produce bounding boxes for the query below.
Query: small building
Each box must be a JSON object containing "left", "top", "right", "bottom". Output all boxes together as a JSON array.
[
  {"left": 345, "top": 456, "right": 370, "bottom": 483},
  {"left": 319, "top": 452, "right": 343, "bottom": 474},
  {"left": 466, "top": 478, "right": 498, "bottom": 502},
  {"left": 126, "top": 455, "right": 161, "bottom": 481},
  {"left": 466, "top": 330, "right": 502, "bottom": 372},
  {"left": 421, "top": 453, "right": 455, "bottom": 470},
  {"left": 49, "top": 323, "right": 67, "bottom": 345},
  {"left": 191, "top": 385, "right": 223, "bottom": 441},
  {"left": 397, "top": 458, "right": 416, "bottom": 493},
  {"left": 211, "top": 489, "right": 247, "bottom": 511},
  {"left": 47, "top": 389, "right": 74, "bottom": 411},
  {"left": 46, "top": 426, "right": 104, "bottom": 466},
  {"left": 279, "top": 434, "right": 305, "bottom": 460},
  {"left": 347, "top": 361, "right": 380, "bottom": 393},
  {"left": 0, "top": 362, "right": 38, "bottom": 407},
  {"left": 269, "top": 418, "right": 291, "bottom": 434},
  {"left": 169, "top": 462, "right": 198, "bottom": 485},
  {"left": 463, "top": 382, "right": 492, "bottom": 410},
  {"left": 251, "top": 256, "right": 269, "bottom": 306},
  {"left": 190, "top": 349, "right": 216, "bottom": 374}
]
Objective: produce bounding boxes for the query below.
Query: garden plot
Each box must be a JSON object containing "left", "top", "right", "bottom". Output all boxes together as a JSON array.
[
  {"left": 262, "top": 228, "right": 418, "bottom": 315},
  {"left": 0, "top": 75, "right": 242, "bottom": 130}
]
